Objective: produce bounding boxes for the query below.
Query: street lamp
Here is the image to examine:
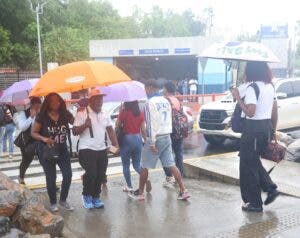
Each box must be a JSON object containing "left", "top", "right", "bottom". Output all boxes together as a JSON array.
[{"left": 28, "top": 0, "right": 69, "bottom": 77}]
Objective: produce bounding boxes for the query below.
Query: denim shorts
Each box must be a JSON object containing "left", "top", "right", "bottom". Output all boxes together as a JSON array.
[{"left": 141, "top": 135, "right": 175, "bottom": 169}]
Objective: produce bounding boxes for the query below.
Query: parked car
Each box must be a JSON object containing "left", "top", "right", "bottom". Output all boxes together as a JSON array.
[{"left": 198, "top": 78, "right": 300, "bottom": 145}]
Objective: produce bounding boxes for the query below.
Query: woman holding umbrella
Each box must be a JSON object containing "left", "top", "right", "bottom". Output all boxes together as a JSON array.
[
  {"left": 31, "top": 93, "right": 74, "bottom": 212},
  {"left": 231, "top": 61, "right": 279, "bottom": 212}
]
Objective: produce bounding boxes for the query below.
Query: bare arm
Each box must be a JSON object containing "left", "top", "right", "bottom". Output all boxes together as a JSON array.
[
  {"left": 31, "top": 121, "right": 54, "bottom": 146},
  {"left": 115, "top": 118, "right": 122, "bottom": 128},
  {"left": 271, "top": 101, "right": 278, "bottom": 135},
  {"left": 232, "top": 88, "right": 256, "bottom": 118},
  {"left": 73, "top": 118, "right": 91, "bottom": 136},
  {"left": 106, "top": 126, "right": 119, "bottom": 148},
  {"left": 236, "top": 98, "right": 256, "bottom": 118},
  {"left": 141, "top": 121, "right": 147, "bottom": 142}
]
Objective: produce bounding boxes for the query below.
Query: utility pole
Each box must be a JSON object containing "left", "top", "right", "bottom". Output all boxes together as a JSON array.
[{"left": 28, "top": 0, "right": 69, "bottom": 77}]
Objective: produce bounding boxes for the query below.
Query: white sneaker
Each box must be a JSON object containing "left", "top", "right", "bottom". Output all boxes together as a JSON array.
[
  {"left": 59, "top": 201, "right": 74, "bottom": 211},
  {"left": 123, "top": 186, "right": 134, "bottom": 192},
  {"left": 50, "top": 204, "right": 59, "bottom": 212}
]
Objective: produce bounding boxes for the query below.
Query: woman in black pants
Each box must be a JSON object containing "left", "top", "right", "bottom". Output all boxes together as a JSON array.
[
  {"left": 15, "top": 97, "right": 41, "bottom": 185},
  {"left": 231, "top": 61, "right": 279, "bottom": 212},
  {"left": 31, "top": 93, "right": 74, "bottom": 212}
]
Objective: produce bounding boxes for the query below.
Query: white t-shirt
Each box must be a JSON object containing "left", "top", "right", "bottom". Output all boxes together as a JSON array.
[
  {"left": 244, "top": 81, "right": 275, "bottom": 120},
  {"left": 189, "top": 79, "right": 198, "bottom": 91},
  {"left": 145, "top": 96, "right": 172, "bottom": 144},
  {"left": 73, "top": 106, "right": 112, "bottom": 151}
]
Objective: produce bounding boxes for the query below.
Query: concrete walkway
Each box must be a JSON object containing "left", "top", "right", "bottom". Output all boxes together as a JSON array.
[
  {"left": 184, "top": 152, "right": 300, "bottom": 198},
  {"left": 38, "top": 170, "right": 300, "bottom": 238}
]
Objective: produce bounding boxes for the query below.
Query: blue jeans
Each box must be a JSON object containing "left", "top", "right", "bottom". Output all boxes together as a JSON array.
[
  {"left": 3, "top": 123, "right": 16, "bottom": 154},
  {"left": 164, "top": 137, "right": 184, "bottom": 177},
  {"left": 120, "top": 134, "right": 142, "bottom": 188}
]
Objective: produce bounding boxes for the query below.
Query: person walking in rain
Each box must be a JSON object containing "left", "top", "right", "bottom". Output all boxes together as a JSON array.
[
  {"left": 231, "top": 61, "right": 279, "bottom": 212},
  {"left": 73, "top": 89, "right": 119, "bottom": 209},
  {"left": 130, "top": 79, "right": 190, "bottom": 201}
]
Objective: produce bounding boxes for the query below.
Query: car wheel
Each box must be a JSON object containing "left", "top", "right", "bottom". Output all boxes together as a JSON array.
[{"left": 204, "top": 135, "right": 226, "bottom": 145}]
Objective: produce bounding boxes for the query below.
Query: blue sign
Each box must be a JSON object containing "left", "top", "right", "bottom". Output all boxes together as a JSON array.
[
  {"left": 139, "top": 49, "right": 169, "bottom": 55},
  {"left": 260, "top": 24, "right": 288, "bottom": 39},
  {"left": 174, "top": 48, "right": 190, "bottom": 54},
  {"left": 119, "top": 50, "right": 134, "bottom": 56}
]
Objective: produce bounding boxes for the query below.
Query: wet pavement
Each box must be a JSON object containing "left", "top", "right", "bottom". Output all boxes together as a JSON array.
[{"left": 38, "top": 170, "right": 300, "bottom": 238}]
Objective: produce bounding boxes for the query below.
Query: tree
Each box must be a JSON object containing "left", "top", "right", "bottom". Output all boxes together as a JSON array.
[
  {"left": 0, "top": 26, "right": 13, "bottom": 65},
  {"left": 236, "top": 31, "right": 260, "bottom": 42},
  {"left": 140, "top": 6, "right": 206, "bottom": 37},
  {"left": 43, "top": 27, "right": 90, "bottom": 64}
]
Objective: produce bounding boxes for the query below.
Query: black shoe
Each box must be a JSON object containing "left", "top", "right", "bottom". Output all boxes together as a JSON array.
[
  {"left": 242, "top": 203, "right": 263, "bottom": 212},
  {"left": 264, "top": 189, "right": 280, "bottom": 206}
]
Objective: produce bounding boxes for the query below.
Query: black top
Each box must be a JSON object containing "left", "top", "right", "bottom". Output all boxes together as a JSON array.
[{"left": 35, "top": 110, "right": 74, "bottom": 146}]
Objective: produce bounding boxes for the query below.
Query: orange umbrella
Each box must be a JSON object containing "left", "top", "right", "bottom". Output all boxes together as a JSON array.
[{"left": 30, "top": 61, "right": 131, "bottom": 97}]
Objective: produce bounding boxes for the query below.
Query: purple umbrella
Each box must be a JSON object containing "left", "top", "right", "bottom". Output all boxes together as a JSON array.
[
  {"left": 0, "top": 78, "right": 39, "bottom": 105},
  {"left": 98, "top": 81, "right": 147, "bottom": 102}
]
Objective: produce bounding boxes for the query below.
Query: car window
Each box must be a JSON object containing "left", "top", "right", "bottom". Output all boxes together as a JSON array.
[
  {"left": 276, "top": 82, "right": 294, "bottom": 98},
  {"left": 292, "top": 80, "right": 300, "bottom": 97}
]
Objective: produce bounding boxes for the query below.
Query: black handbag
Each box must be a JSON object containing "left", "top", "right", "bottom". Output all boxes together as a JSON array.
[
  {"left": 42, "top": 144, "right": 61, "bottom": 162},
  {"left": 14, "top": 131, "right": 31, "bottom": 148}
]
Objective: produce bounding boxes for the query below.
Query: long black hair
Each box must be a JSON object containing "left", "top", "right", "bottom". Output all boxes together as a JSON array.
[
  {"left": 40, "top": 93, "right": 69, "bottom": 122},
  {"left": 245, "top": 61, "right": 273, "bottom": 83},
  {"left": 124, "top": 100, "right": 140, "bottom": 117}
]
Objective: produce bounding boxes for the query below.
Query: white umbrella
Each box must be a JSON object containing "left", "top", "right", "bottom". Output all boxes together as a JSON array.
[{"left": 199, "top": 41, "right": 280, "bottom": 63}]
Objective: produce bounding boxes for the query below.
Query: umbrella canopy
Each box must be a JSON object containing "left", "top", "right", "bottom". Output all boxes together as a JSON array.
[
  {"left": 30, "top": 61, "right": 131, "bottom": 97},
  {"left": 99, "top": 81, "right": 147, "bottom": 102},
  {"left": 199, "top": 41, "right": 280, "bottom": 63},
  {"left": 0, "top": 78, "right": 39, "bottom": 105}
]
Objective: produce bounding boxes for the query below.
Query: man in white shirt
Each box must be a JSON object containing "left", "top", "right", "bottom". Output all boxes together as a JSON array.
[
  {"left": 130, "top": 79, "right": 190, "bottom": 201},
  {"left": 73, "top": 89, "right": 119, "bottom": 209},
  {"left": 189, "top": 78, "right": 198, "bottom": 95}
]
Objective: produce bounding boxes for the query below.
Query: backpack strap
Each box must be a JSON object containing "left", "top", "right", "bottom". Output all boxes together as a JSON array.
[{"left": 248, "top": 82, "right": 260, "bottom": 100}]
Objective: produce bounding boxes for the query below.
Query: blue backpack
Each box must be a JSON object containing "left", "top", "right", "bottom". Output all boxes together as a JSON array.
[{"left": 231, "top": 83, "right": 260, "bottom": 133}]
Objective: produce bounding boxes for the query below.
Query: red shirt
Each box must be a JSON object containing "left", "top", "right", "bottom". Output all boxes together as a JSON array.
[{"left": 118, "top": 110, "right": 145, "bottom": 134}]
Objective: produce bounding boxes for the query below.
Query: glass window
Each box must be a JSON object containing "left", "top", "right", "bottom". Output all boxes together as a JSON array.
[
  {"left": 276, "top": 82, "right": 294, "bottom": 98},
  {"left": 292, "top": 80, "right": 300, "bottom": 97}
]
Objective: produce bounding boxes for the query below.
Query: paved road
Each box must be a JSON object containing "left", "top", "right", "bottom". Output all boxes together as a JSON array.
[{"left": 49, "top": 171, "right": 300, "bottom": 238}]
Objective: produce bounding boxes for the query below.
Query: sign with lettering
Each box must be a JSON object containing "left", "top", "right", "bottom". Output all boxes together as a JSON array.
[
  {"left": 139, "top": 49, "right": 169, "bottom": 55},
  {"left": 175, "top": 48, "right": 190, "bottom": 54},
  {"left": 119, "top": 50, "right": 134, "bottom": 56}
]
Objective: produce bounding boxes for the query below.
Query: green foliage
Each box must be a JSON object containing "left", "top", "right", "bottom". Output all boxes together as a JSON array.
[
  {"left": 140, "top": 7, "right": 205, "bottom": 37},
  {"left": 43, "top": 27, "right": 90, "bottom": 64},
  {"left": 0, "top": 26, "right": 13, "bottom": 65},
  {"left": 236, "top": 31, "right": 260, "bottom": 42},
  {"left": 0, "top": 0, "right": 207, "bottom": 70}
]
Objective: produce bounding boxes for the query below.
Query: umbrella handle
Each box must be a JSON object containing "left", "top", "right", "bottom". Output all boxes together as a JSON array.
[{"left": 85, "top": 107, "right": 94, "bottom": 138}]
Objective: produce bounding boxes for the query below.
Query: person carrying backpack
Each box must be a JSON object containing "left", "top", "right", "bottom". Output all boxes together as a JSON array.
[
  {"left": 231, "top": 61, "right": 279, "bottom": 213},
  {"left": 162, "top": 81, "right": 189, "bottom": 187}
]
